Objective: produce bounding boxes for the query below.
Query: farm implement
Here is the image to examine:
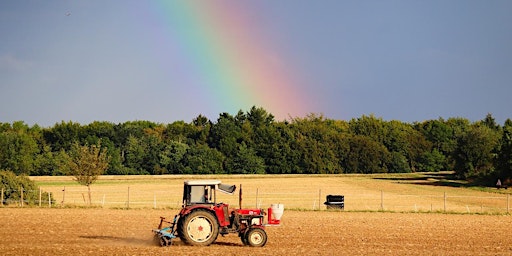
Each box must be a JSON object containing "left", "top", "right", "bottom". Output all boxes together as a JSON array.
[{"left": 153, "top": 180, "right": 283, "bottom": 247}]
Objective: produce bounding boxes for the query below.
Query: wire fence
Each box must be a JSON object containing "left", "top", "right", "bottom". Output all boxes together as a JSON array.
[{"left": 2, "top": 187, "right": 510, "bottom": 214}]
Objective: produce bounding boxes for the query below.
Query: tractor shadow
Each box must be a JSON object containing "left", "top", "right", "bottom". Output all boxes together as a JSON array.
[
  {"left": 373, "top": 172, "right": 474, "bottom": 188},
  {"left": 213, "top": 241, "right": 244, "bottom": 247},
  {"left": 79, "top": 235, "right": 244, "bottom": 247}
]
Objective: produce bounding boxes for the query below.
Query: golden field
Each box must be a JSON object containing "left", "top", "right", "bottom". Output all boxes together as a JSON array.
[
  {"left": 1, "top": 174, "right": 511, "bottom": 255},
  {"left": 29, "top": 173, "right": 511, "bottom": 213}
]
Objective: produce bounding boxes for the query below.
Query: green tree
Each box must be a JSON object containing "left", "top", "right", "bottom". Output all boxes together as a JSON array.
[
  {"left": 123, "top": 132, "right": 165, "bottom": 175},
  {"left": 226, "top": 143, "right": 265, "bottom": 174},
  {"left": 208, "top": 113, "right": 241, "bottom": 158},
  {"left": 349, "top": 114, "right": 387, "bottom": 144},
  {"left": 83, "top": 121, "right": 116, "bottom": 143},
  {"left": 181, "top": 144, "right": 225, "bottom": 174},
  {"left": 415, "top": 118, "right": 453, "bottom": 170},
  {"left": 403, "top": 130, "right": 432, "bottom": 172},
  {"left": 43, "top": 121, "right": 83, "bottom": 151},
  {"left": 33, "top": 144, "right": 61, "bottom": 175},
  {"left": 384, "top": 121, "right": 414, "bottom": 172},
  {"left": 190, "top": 115, "right": 212, "bottom": 144},
  {"left": 418, "top": 149, "right": 446, "bottom": 172},
  {"left": 481, "top": 113, "right": 501, "bottom": 131},
  {"left": 291, "top": 114, "right": 341, "bottom": 174},
  {"left": 159, "top": 140, "right": 189, "bottom": 174},
  {"left": 65, "top": 142, "right": 110, "bottom": 205},
  {"left": 141, "top": 132, "right": 165, "bottom": 175},
  {"left": 496, "top": 119, "right": 512, "bottom": 180},
  {"left": 388, "top": 151, "right": 411, "bottom": 173},
  {"left": 0, "top": 122, "right": 40, "bottom": 175},
  {"left": 124, "top": 135, "right": 146, "bottom": 174},
  {"left": 343, "top": 135, "right": 391, "bottom": 173},
  {"left": 0, "top": 170, "right": 53, "bottom": 205},
  {"left": 453, "top": 125, "right": 500, "bottom": 179}
]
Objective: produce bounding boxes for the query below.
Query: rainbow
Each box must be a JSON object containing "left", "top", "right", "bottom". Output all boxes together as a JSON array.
[{"left": 147, "top": 1, "right": 313, "bottom": 120}]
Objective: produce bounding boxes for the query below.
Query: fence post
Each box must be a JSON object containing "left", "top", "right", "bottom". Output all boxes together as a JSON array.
[
  {"left": 49, "top": 192, "right": 51, "bottom": 208},
  {"left": 127, "top": 186, "right": 130, "bottom": 209},
  {"left": 507, "top": 194, "right": 510, "bottom": 214},
  {"left": 380, "top": 190, "right": 384, "bottom": 211},
  {"left": 318, "top": 189, "right": 322, "bottom": 211},
  {"left": 62, "top": 186, "right": 66, "bottom": 205},
  {"left": 39, "top": 188, "right": 42, "bottom": 207},
  {"left": 444, "top": 192, "right": 447, "bottom": 212},
  {"left": 1, "top": 188, "right": 4, "bottom": 206},
  {"left": 20, "top": 186, "right": 24, "bottom": 207}
]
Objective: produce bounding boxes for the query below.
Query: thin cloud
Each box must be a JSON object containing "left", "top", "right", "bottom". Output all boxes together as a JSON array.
[{"left": 0, "top": 54, "right": 33, "bottom": 72}]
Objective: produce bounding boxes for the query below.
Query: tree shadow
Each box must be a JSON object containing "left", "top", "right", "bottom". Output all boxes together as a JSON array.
[{"left": 373, "top": 172, "right": 473, "bottom": 188}]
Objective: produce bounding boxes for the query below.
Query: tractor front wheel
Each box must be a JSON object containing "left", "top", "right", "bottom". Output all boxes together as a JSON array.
[
  {"left": 240, "top": 229, "right": 249, "bottom": 245},
  {"left": 178, "top": 209, "right": 219, "bottom": 246},
  {"left": 245, "top": 227, "right": 267, "bottom": 247}
]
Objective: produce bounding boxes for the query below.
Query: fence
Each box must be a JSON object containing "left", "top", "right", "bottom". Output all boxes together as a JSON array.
[
  {"left": 1, "top": 187, "right": 55, "bottom": 207},
  {"left": 2, "top": 186, "right": 510, "bottom": 214}
]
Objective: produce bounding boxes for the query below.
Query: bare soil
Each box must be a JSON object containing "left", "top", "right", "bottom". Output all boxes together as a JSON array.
[{"left": 1, "top": 208, "right": 511, "bottom": 255}]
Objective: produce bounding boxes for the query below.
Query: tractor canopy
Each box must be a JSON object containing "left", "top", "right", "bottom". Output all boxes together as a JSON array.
[
  {"left": 182, "top": 180, "right": 236, "bottom": 206},
  {"left": 218, "top": 183, "right": 236, "bottom": 194}
]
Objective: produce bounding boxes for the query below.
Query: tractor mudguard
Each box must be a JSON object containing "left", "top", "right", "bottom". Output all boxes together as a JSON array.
[{"left": 179, "top": 204, "right": 212, "bottom": 216}]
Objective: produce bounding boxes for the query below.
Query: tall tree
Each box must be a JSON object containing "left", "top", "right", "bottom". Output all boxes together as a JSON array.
[
  {"left": 208, "top": 113, "right": 241, "bottom": 157},
  {"left": 0, "top": 122, "right": 39, "bottom": 175},
  {"left": 343, "top": 135, "right": 391, "bottom": 173},
  {"left": 291, "top": 114, "right": 341, "bottom": 174},
  {"left": 481, "top": 113, "right": 501, "bottom": 131},
  {"left": 349, "top": 114, "right": 387, "bottom": 144},
  {"left": 181, "top": 144, "right": 225, "bottom": 174},
  {"left": 190, "top": 115, "right": 211, "bottom": 144},
  {"left": 43, "top": 121, "right": 83, "bottom": 151},
  {"left": 226, "top": 143, "right": 265, "bottom": 174},
  {"left": 496, "top": 119, "right": 512, "bottom": 180},
  {"left": 453, "top": 125, "right": 500, "bottom": 179},
  {"left": 159, "top": 140, "right": 189, "bottom": 174},
  {"left": 124, "top": 135, "right": 147, "bottom": 174}
]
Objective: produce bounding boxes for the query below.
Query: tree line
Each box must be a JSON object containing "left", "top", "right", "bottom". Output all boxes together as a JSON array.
[{"left": 1, "top": 106, "right": 511, "bottom": 185}]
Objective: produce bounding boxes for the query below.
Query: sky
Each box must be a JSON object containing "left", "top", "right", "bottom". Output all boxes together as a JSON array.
[{"left": 1, "top": 0, "right": 511, "bottom": 127}]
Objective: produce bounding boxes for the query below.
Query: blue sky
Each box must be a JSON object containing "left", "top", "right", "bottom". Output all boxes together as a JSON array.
[{"left": 1, "top": 0, "right": 511, "bottom": 127}]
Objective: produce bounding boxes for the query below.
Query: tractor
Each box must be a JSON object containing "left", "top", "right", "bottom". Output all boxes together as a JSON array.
[{"left": 153, "top": 180, "right": 278, "bottom": 247}]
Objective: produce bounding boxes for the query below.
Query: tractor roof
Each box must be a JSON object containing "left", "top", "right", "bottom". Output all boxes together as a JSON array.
[
  {"left": 184, "top": 180, "right": 236, "bottom": 194},
  {"left": 184, "top": 180, "right": 222, "bottom": 186}
]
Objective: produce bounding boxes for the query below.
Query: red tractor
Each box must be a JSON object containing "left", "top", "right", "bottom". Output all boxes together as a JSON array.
[{"left": 153, "top": 180, "right": 271, "bottom": 247}]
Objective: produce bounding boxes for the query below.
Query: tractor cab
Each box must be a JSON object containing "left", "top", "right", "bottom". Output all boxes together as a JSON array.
[{"left": 182, "top": 180, "right": 236, "bottom": 206}]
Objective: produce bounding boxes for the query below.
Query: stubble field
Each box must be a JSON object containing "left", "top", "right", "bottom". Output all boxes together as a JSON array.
[
  {"left": 1, "top": 208, "right": 511, "bottom": 255},
  {"left": 2, "top": 174, "right": 512, "bottom": 255},
  {"left": 29, "top": 173, "right": 512, "bottom": 213}
]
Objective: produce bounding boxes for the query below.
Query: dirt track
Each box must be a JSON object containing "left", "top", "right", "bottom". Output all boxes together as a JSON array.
[{"left": 1, "top": 208, "right": 511, "bottom": 255}]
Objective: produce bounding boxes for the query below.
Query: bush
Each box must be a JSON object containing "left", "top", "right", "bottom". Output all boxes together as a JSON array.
[{"left": 0, "top": 169, "right": 53, "bottom": 205}]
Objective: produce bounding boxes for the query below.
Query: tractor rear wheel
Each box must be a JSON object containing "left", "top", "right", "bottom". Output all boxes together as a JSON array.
[
  {"left": 245, "top": 227, "right": 267, "bottom": 247},
  {"left": 178, "top": 209, "right": 219, "bottom": 246}
]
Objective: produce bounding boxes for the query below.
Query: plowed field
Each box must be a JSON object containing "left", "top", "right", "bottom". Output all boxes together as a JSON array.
[{"left": 1, "top": 208, "right": 511, "bottom": 255}]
